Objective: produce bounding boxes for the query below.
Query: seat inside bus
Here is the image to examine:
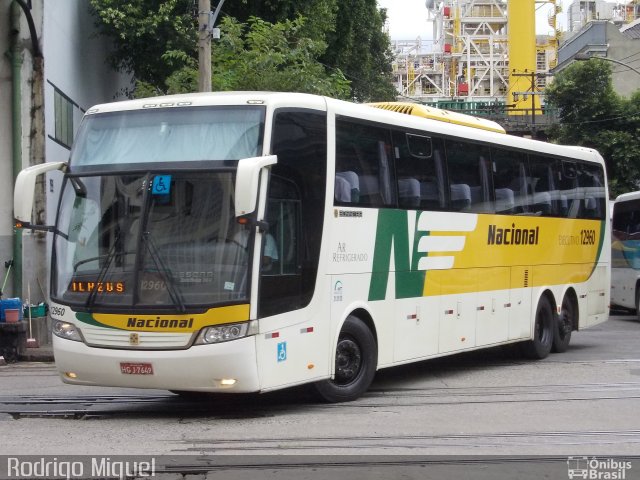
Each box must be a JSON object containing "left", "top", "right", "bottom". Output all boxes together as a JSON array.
[{"left": 450, "top": 183, "right": 471, "bottom": 210}]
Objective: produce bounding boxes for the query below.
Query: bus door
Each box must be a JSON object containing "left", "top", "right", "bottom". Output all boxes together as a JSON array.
[{"left": 254, "top": 109, "right": 328, "bottom": 391}]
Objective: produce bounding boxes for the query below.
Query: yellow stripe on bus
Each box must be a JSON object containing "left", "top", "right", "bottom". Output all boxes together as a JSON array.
[
  {"left": 91, "top": 304, "right": 250, "bottom": 332},
  {"left": 422, "top": 215, "right": 603, "bottom": 296}
]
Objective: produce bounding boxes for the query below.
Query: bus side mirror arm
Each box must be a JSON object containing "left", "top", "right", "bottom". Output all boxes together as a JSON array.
[
  {"left": 236, "top": 216, "right": 269, "bottom": 233},
  {"left": 235, "top": 155, "right": 277, "bottom": 217},
  {"left": 14, "top": 161, "right": 67, "bottom": 228}
]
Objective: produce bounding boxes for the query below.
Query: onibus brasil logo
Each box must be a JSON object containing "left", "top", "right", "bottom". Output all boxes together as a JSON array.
[{"left": 567, "top": 457, "right": 632, "bottom": 479}]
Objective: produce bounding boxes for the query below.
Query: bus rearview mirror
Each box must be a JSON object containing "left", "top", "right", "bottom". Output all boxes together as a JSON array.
[
  {"left": 235, "top": 155, "right": 277, "bottom": 217},
  {"left": 14, "top": 161, "right": 67, "bottom": 226}
]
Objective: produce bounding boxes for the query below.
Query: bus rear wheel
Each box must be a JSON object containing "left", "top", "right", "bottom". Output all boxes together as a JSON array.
[
  {"left": 552, "top": 294, "right": 574, "bottom": 353},
  {"left": 313, "top": 316, "right": 377, "bottom": 403},
  {"left": 522, "top": 295, "right": 554, "bottom": 359}
]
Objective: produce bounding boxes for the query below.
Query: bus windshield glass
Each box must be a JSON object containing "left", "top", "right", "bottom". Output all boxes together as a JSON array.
[
  {"left": 70, "top": 106, "right": 265, "bottom": 166},
  {"left": 52, "top": 171, "right": 252, "bottom": 309}
]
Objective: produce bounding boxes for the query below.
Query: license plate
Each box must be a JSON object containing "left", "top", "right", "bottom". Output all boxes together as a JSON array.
[{"left": 120, "top": 362, "right": 154, "bottom": 375}]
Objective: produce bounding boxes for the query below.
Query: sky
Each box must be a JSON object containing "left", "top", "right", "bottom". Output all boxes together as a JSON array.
[{"left": 376, "top": 0, "right": 574, "bottom": 40}]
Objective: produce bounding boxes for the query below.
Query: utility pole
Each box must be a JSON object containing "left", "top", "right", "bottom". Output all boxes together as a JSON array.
[
  {"left": 511, "top": 70, "right": 546, "bottom": 137},
  {"left": 198, "top": 0, "right": 212, "bottom": 92},
  {"left": 198, "top": 0, "right": 225, "bottom": 93}
]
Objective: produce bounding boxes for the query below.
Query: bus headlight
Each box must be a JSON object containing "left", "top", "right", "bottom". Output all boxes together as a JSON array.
[
  {"left": 53, "top": 321, "right": 84, "bottom": 342},
  {"left": 196, "top": 322, "right": 252, "bottom": 344}
]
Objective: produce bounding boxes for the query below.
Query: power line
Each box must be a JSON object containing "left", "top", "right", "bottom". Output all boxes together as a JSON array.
[{"left": 558, "top": 113, "right": 640, "bottom": 126}]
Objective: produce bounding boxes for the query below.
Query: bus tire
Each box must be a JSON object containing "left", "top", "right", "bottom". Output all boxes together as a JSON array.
[
  {"left": 522, "top": 295, "right": 554, "bottom": 359},
  {"left": 552, "top": 294, "right": 574, "bottom": 353},
  {"left": 313, "top": 316, "right": 377, "bottom": 403}
]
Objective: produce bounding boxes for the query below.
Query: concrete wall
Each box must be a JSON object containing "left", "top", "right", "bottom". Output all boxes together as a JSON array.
[
  {"left": 0, "top": 0, "right": 128, "bottom": 304},
  {"left": 35, "top": 0, "right": 129, "bottom": 301},
  {"left": 557, "top": 21, "right": 640, "bottom": 98},
  {"left": 0, "top": 1, "right": 43, "bottom": 300},
  {"left": 0, "top": 5, "right": 13, "bottom": 298}
]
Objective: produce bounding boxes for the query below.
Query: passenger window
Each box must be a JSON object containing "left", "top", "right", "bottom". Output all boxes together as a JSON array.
[
  {"left": 335, "top": 118, "right": 395, "bottom": 207},
  {"left": 613, "top": 203, "right": 640, "bottom": 236},
  {"left": 558, "top": 161, "right": 579, "bottom": 218},
  {"left": 492, "top": 148, "right": 529, "bottom": 214},
  {"left": 393, "top": 131, "right": 447, "bottom": 210},
  {"left": 528, "top": 155, "right": 560, "bottom": 217},
  {"left": 445, "top": 140, "right": 493, "bottom": 213},
  {"left": 577, "top": 163, "right": 606, "bottom": 220}
]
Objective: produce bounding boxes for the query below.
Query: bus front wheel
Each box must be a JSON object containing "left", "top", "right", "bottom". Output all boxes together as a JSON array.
[
  {"left": 522, "top": 295, "right": 554, "bottom": 359},
  {"left": 313, "top": 316, "right": 377, "bottom": 403}
]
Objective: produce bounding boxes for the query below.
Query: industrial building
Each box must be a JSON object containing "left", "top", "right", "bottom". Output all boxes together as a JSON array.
[{"left": 390, "top": 0, "right": 640, "bottom": 127}]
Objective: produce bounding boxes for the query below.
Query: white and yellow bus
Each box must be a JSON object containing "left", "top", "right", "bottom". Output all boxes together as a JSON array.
[
  {"left": 15, "top": 92, "right": 610, "bottom": 402},
  {"left": 611, "top": 191, "right": 640, "bottom": 318}
]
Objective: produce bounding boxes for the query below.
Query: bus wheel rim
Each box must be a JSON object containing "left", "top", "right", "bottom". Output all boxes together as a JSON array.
[{"left": 335, "top": 337, "right": 362, "bottom": 385}]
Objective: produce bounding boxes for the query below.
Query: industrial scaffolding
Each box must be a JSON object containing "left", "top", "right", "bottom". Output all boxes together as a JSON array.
[{"left": 391, "top": 0, "right": 559, "bottom": 116}]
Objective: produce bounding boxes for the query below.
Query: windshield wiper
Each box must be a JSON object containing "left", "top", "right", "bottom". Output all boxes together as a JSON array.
[
  {"left": 85, "top": 230, "right": 121, "bottom": 309},
  {"left": 142, "top": 231, "right": 186, "bottom": 314},
  {"left": 69, "top": 177, "right": 87, "bottom": 197}
]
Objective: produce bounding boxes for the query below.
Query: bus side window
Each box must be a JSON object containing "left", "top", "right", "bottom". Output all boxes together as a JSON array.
[
  {"left": 528, "top": 155, "right": 560, "bottom": 217},
  {"left": 577, "top": 162, "right": 606, "bottom": 220},
  {"left": 491, "top": 148, "right": 529, "bottom": 214},
  {"left": 445, "top": 140, "right": 493, "bottom": 213},
  {"left": 393, "top": 131, "right": 447, "bottom": 210},
  {"left": 558, "top": 160, "right": 579, "bottom": 218},
  {"left": 335, "top": 119, "right": 396, "bottom": 207}
]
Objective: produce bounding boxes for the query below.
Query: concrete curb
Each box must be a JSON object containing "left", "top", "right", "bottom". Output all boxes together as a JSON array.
[{"left": 19, "top": 347, "right": 54, "bottom": 362}]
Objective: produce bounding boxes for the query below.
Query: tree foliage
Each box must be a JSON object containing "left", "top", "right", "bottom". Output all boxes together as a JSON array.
[
  {"left": 89, "top": 0, "right": 395, "bottom": 102},
  {"left": 223, "top": 0, "right": 396, "bottom": 101},
  {"left": 545, "top": 59, "right": 640, "bottom": 196},
  {"left": 89, "top": 0, "right": 196, "bottom": 94},
  {"left": 324, "top": 0, "right": 396, "bottom": 101},
  {"left": 162, "top": 16, "right": 350, "bottom": 98}
]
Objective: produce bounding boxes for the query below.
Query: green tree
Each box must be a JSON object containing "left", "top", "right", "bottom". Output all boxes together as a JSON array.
[
  {"left": 164, "top": 16, "right": 350, "bottom": 98},
  {"left": 222, "top": 0, "right": 396, "bottom": 101},
  {"left": 545, "top": 58, "right": 640, "bottom": 196},
  {"left": 89, "top": 0, "right": 196, "bottom": 95},
  {"left": 90, "top": 0, "right": 353, "bottom": 98},
  {"left": 324, "top": 0, "right": 396, "bottom": 101}
]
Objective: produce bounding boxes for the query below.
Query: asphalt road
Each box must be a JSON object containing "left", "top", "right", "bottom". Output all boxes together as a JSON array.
[{"left": 1, "top": 313, "right": 640, "bottom": 478}]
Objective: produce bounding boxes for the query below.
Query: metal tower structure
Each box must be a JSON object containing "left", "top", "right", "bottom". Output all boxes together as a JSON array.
[{"left": 391, "top": 0, "right": 559, "bottom": 118}]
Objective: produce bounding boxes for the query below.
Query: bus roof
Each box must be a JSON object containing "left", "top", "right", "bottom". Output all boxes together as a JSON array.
[
  {"left": 85, "top": 91, "right": 329, "bottom": 115},
  {"left": 83, "top": 91, "right": 604, "bottom": 168},
  {"left": 367, "top": 102, "right": 506, "bottom": 134},
  {"left": 614, "top": 191, "right": 640, "bottom": 203}
]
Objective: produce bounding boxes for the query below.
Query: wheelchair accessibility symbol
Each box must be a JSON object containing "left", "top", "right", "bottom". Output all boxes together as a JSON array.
[
  {"left": 152, "top": 175, "right": 172, "bottom": 195},
  {"left": 277, "top": 342, "right": 287, "bottom": 362}
]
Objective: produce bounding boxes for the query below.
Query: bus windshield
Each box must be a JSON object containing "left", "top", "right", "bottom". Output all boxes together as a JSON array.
[
  {"left": 52, "top": 171, "right": 251, "bottom": 310},
  {"left": 70, "top": 106, "right": 265, "bottom": 167}
]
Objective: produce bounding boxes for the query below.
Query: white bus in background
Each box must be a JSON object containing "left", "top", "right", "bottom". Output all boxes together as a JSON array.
[
  {"left": 611, "top": 191, "right": 640, "bottom": 318},
  {"left": 14, "top": 92, "right": 610, "bottom": 402}
]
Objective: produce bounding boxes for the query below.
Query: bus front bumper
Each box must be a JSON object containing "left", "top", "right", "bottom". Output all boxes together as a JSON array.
[{"left": 53, "top": 335, "right": 260, "bottom": 393}]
